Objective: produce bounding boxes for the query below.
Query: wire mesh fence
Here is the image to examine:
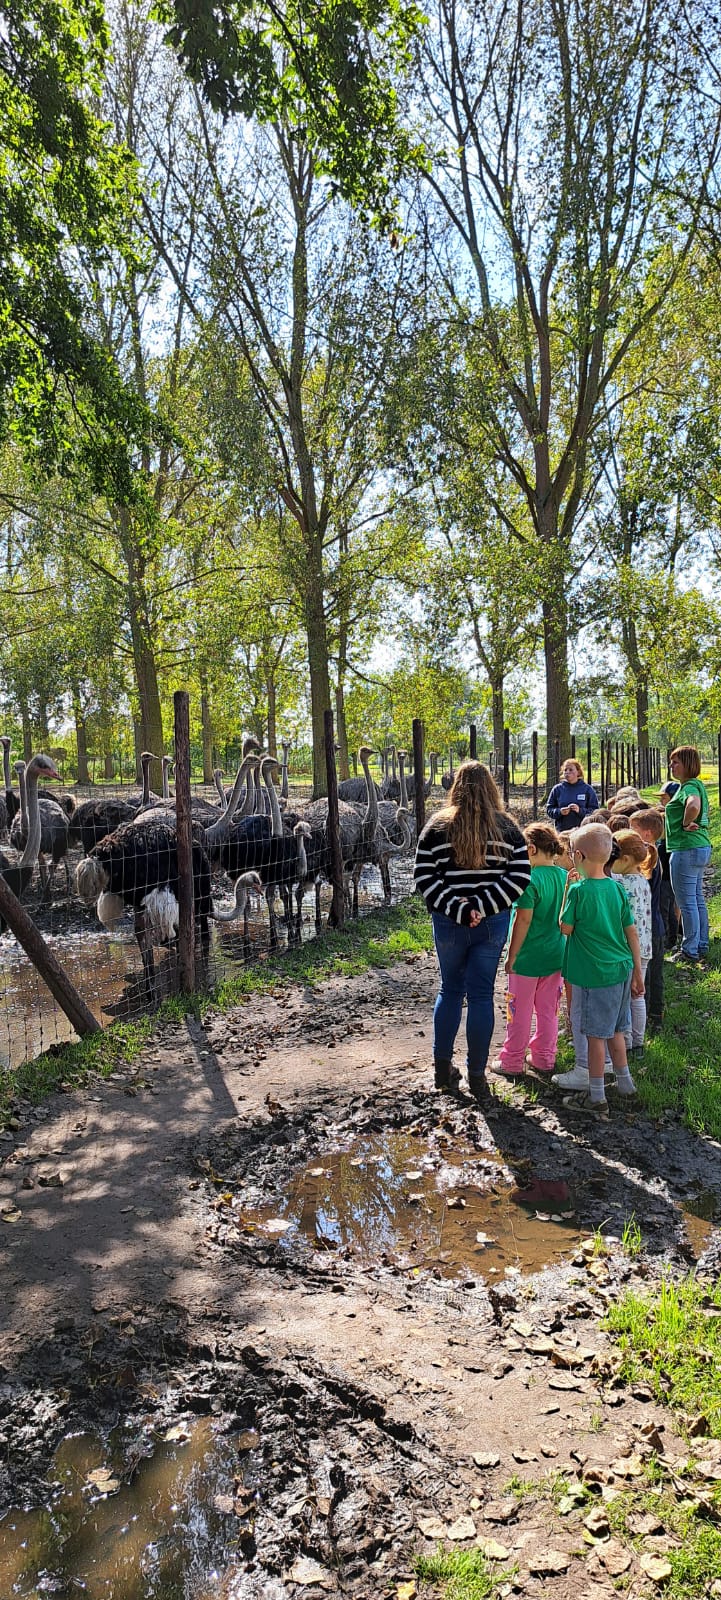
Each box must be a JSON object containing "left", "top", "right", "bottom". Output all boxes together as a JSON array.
[{"left": 0, "top": 708, "right": 670, "bottom": 1077}]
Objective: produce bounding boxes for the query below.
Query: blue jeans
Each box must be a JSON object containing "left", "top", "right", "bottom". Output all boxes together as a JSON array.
[
  {"left": 432, "top": 910, "right": 510, "bottom": 1075},
  {"left": 670, "top": 847, "right": 712, "bottom": 957}
]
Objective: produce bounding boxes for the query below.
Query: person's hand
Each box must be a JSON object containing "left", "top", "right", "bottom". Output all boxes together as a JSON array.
[
  {"left": 504, "top": 953, "right": 514, "bottom": 974},
  {"left": 569, "top": 803, "right": 580, "bottom": 813},
  {"left": 469, "top": 909, "right": 482, "bottom": 927},
  {"left": 560, "top": 806, "right": 570, "bottom": 814},
  {"left": 684, "top": 821, "right": 699, "bottom": 831},
  {"left": 631, "top": 968, "right": 645, "bottom": 998},
  {"left": 566, "top": 867, "right": 580, "bottom": 883}
]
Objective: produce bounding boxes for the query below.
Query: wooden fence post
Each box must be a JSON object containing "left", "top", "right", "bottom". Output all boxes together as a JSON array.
[
  {"left": 599, "top": 738, "right": 605, "bottom": 805},
  {"left": 413, "top": 719, "right": 426, "bottom": 838},
  {"left": 469, "top": 723, "right": 477, "bottom": 760},
  {"left": 173, "top": 690, "right": 195, "bottom": 993},
  {"left": 553, "top": 737, "right": 560, "bottom": 785},
  {"left": 0, "top": 874, "right": 101, "bottom": 1037},
  {"left": 587, "top": 736, "right": 592, "bottom": 789},
  {"left": 532, "top": 731, "right": 539, "bottom": 819},
  {"left": 503, "top": 727, "right": 510, "bottom": 803},
  {"left": 324, "top": 709, "right": 345, "bottom": 928},
  {"left": 570, "top": 733, "right": 576, "bottom": 758}
]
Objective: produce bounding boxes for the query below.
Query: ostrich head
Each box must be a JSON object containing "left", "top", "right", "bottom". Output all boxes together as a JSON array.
[
  {"left": 242, "top": 735, "right": 262, "bottom": 757},
  {"left": 76, "top": 856, "right": 110, "bottom": 904},
  {"left": 28, "top": 753, "right": 61, "bottom": 783},
  {"left": 358, "top": 744, "right": 376, "bottom": 764}
]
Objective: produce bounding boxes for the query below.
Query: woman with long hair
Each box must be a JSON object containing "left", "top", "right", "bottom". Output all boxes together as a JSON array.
[{"left": 414, "top": 762, "right": 531, "bottom": 1100}]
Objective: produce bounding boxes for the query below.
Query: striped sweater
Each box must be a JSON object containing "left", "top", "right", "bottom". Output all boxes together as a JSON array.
[{"left": 414, "top": 813, "right": 531, "bottom": 925}]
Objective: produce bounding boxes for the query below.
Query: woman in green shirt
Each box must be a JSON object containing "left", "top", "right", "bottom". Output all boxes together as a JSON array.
[{"left": 665, "top": 745, "right": 712, "bottom": 964}]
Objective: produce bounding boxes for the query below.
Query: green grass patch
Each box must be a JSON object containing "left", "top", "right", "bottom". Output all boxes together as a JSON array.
[
  {"left": 605, "top": 1276, "right": 721, "bottom": 1435},
  {"left": 603, "top": 1481, "right": 721, "bottom": 1600},
  {"left": 416, "top": 1549, "right": 515, "bottom": 1600},
  {"left": 0, "top": 897, "right": 433, "bottom": 1122}
]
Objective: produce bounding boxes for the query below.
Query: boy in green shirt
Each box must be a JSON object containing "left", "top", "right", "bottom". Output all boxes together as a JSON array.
[{"left": 560, "top": 824, "right": 645, "bottom": 1120}]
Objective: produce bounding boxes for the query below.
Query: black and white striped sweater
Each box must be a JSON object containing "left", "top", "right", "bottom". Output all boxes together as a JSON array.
[{"left": 414, "top": 813, "right": 531, "bottom": 925}]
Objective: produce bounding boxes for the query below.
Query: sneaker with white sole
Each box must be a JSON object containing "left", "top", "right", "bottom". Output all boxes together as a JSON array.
[
  {"left": 489, "top": 1059, "right": 524, "bottom": 1078},
  {"left": 562, "top": 1091, "right": 609, "bottom": 1120},
  {"left": 551, "top": 1065, "right": 614, "bottom": 1090}
]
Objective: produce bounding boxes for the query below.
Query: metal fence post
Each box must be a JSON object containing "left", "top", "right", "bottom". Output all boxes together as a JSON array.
[
  {"left": 413, "top": 718, "right": 426, "bottom": 837},
  {"left": 503, "top": 727, "right": 510, "bottom": 804},
  {"left": 532, "top": 731, "right": 539, "bottom": 818},
  {"left": 324, "top": 709, "right": 345, "bottom": 928},
  {"left": 469, "top": 722, "right": 477, "bottom": 760},
  {"left": 173, "top": 690, "right": 195, "bottom": 993}
]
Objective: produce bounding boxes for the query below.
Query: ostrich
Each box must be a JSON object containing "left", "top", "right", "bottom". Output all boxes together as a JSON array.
[
  {"left": 441, "top": 746, "right": 456, "bottom": 792},
  {"left": 161, "top": 756, "right": 174, "bottom": 800},
  {"left": 216, "top": 755, "right": 307, "bottom": 944},
  {"left": 337, "top": 768, "right": 383, "bottom": 803},
  {"left": 66, "top": 751, "right": 158, "bottom": 854},
  {"left": 0, "top": 753, "right": 61, "bottom": 908},
  {"left": 350, "top": 745, "right": 411, "bottom": 911},
  {"left": 396, "top": 747, "right": 432, "bottom": 803},
  {"left": 76, "top": 751, "right": 260, "bottom": 989},
  {"left": 1, "top": 736, "right": 18, "bottom": 825},
  {"left": 10, "top": 759, "right": 71, "bottom": 898},
  {"left": 141, "top": 870, "right": 265, "bottom": 946}
]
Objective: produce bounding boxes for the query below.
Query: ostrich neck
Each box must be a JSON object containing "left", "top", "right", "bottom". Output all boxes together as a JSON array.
[
  {"left": 237, "top": 763, "right": 257, "bottom": 819},
  {"left": 19, "top": 765, "right": 41, "bottom": 867},
  {"left": 162, "top": 761, "right": 171, "bottom": 800},
  {"left": 398, "top": 755, "right": 409, "bottom": 810},
  {"left": 141, "top": 755, "right": 152, "bottom": 807},
  {"left": 252, "top": 766, "right": 263, "bottom": 814},
  {"left": 296, "top": 834, "right": 307, "bottom": 879},
  {"left": 263, "top": 763, "right": 283, "bottom": 838},
  {"left": 213, "top": 769, "right": 225, "bottom": 803},
  {"left": 360, "top": 754, "right": 378, "bottom": 838},
  {"left": 204, "top": 754, "right": 256, "bottom": 846},
  {"left": 281, "top": 746, "right": 289, "bottom": 801}
]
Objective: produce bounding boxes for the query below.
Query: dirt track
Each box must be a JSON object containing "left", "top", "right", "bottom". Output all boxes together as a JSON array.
[{"left": 1, "top": 952, "right": 720, "bottom": 1596}]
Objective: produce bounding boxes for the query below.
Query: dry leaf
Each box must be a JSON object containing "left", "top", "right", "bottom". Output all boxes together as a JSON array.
[
  {"left": 447, "top": 1515, "right": 477, "bottom": 1541},
  {"left": 447, "top": 1196, "right": 466, "bottom": 1210},
  {"left": 286, "top": 1556, "right": 332, "bottom": 1587},
  {"left": 238, "top": 1429, "right": 260, "bottom": 1451},
  {"left": 418, "top": 1515, "right": 447, "bottom": 1539},
  {"left": 473, "top": 1450, "right": 501, "bottom": 1468},
  {"left": 640, "top": 1553, "right": 672, "bottom": 1583},
  {"left": 480, "top": 1539, "right": 511, "bottom": 1561},
  {"left": 264, "top": 1218, "right": 291, "bottom": 1234},
  {"left": 599, "top": 1539, "right": 631, "bottom": 1576},
  {"left": 513, "top": 1450, "right": 538, "bottom": 1464},
  {"left": 1, "top": 1209, "right": 21, "bottom": 1224},
  {"left": 396, "top": 1584, "right": 417, "bottom": 1600},
  {"left": 528, "top": 1548, "right": 570, "bottom": 1575},
  {"left": 485, "top": 1499, "right": 517, "bottom": 1524},
  {"left": 163, "top": 1423, "right": 191, "bottom": 1442}
]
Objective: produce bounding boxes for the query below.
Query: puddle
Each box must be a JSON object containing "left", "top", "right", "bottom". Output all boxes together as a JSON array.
[
  {"left": 0, "top": 1418, "right": 246, "bottom": 1599},
  {"left": 243, "top": 1131, "right": 579, "bottom": 1281},
  {"left": 684, "top": 1187, "right": 718, "bottom": 1221}
]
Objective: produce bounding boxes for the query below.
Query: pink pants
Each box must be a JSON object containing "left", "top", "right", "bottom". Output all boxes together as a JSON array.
[{"left": 499, "top": 971, "right": 564, "bottom": 1073}]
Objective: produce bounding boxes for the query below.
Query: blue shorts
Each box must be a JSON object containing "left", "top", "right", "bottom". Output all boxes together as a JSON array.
[{"left": 575, "top": 977, "right": 632, "bottom": 1040}]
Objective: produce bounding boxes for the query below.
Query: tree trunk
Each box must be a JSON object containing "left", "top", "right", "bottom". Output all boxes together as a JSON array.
[
  {"left": 542, "top": 596, "right": 571, "bottom": 754},
  {"left": 73, "top": 694, "right": 91, "bottom": 784},
  {"left": 491, "top": 677, "right": 505, "bottom": 759},
  {"left": 104, "top": 753, "right": 114, "bottom": 779},
  {"left": 20, "top": 702, "right": 32, "bottom": 761},
  {"left": 335, "top": 682, "right": 350, "bottom": 780},
  {"left": 117, "top": 506, "right": 164, "bottom": 792},
  {"left": 200, "top": 669, "right": 214, "bottom": 783},
  {"left": 304, "top": 539, "right": 333, "bottom": 798},
  {"left": 266, "top": 672, "right": 278, "bottom": 759}
]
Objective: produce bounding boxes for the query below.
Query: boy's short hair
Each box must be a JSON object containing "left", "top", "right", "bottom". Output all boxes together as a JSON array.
[
  {"left": 570, "top": 822, "right": 613, "bottom": 864},
  {"left": 608, "top": 810, "right": 636, "bottom": 833},
  {"left": 613, "top": 786, "right": 642, "bottom": 805},
  {"left": 630, "top": 808, "right": 664, "bottom": 841},
  {"left": 584, "top": 807, "right": 611, "bottom": 823}
]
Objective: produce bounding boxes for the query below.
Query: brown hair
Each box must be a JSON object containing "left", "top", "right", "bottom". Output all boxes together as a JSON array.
[
  {"left": 630, "top": 808, "right": 664, "bottom": 841},
  {"left": 608, "top": 810, "right": 636, "bottom": 833},
  {"left": 584, "top": 808, "right": 611, "bottom": 823},
  {"left": 435, "top": 761, "right": 503, "bottom": 868},
  {"left": 524, "top": 821, "right": 565, "bottom": 858},
  {"left": 561, "top": 756, "right": 584, "bottom": 778},
  {"left": 670, "top": 745, "right": 701, "bottom": 779},
  {"left": 613, "top": 829, "right": 650, "bottom": 866}
]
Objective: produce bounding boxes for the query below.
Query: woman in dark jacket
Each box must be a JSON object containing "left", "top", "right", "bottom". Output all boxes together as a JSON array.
[
  {"left": 414, "top": 761, "right": 531, "bottom": 1101},
  {"left": 546, "top": 758, "right": 598, "bottom": 832}
]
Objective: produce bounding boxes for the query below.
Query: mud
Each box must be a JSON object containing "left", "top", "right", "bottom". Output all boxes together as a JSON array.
[{"left": 1, "top": 950, "right": 720, "bottom": 1596}]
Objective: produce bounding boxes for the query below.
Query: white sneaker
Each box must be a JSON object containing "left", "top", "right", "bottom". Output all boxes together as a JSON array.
[{"left": 551, "top": 1065, "right": 615, "bottom": 1090}]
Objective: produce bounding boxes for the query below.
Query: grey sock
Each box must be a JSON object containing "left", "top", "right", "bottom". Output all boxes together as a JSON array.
[
  {"left": 588, "top": 1077, "right": 607, "bottom": 1103},
  {"left": 614, "top": 1067, "right": 636, "bottom": 1094}
]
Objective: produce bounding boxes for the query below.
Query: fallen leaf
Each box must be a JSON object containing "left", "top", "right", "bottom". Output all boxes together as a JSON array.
[
  {"left": 163, "top": 1423, "right": 191, "bottom": 1442},
  {"left": 609, "top": 1454, "right": 645, "bottom": 1478},
  {"left": 513, "top": 1450, "right": 538, "bottom": 1464},
  {"left": 485, "top": 1500, "right": 517, "bottom": 1524},
  {"left": 1, "top": 1209, "right": 21, "bottom": 1224},
  {"left": 629, "top": 1513, "right": 663, "bottom": 1537},
  {"left": 541, "top": 1445, "right": 558, "bottom": 1458},
  {"left": 396, "top": 1584, "right": 417, "bottom": 1600},
  {"left": 599, "top": 1539, "right": 631, "bottom": 1576},
  {"left": 476, "top": 1231, "right": 495, "bottom": 1246},
  {"left": 447, "top": 1515, "right": 477, "bottom": 1541},
  {"left": 584, "top": 1508, "right": 610, "bottom": 1539},
  {"left": 85, "top": 1467, "right": 120, "bottom": 1495},
  {"left": 447, "top": 1196, "right": 466, "bottom": 1210},
  {"left": 473, "top": 1450, "right": 501, "bottom": 1468},
  {"left": 640, "top": 1553, "right": 672, "bottom": 1583},
  {"left": 510, "top": 1319, "right": 534, "bottom": 1338},
  {"left": 264, "top": 1218, "right": 291, "bottom": 1234},
  {"left": 528, "top": 1548, "right": 570, "bottom": 1575},
  {"left": 418, "top": 1516, "right": 447, "bottom": 1539},
  {"left": 480, "top": 1539, "right": 510, "bottom": 1561},
  {"left": 549, "top": 1374, "right": 584, "bottom": 1391},
  {"left": 286, "top": 1556, "right": 332, "bottom": 1587},
  {"left": 238, "top": 1429, "right": 260, "bottom": 1451}
]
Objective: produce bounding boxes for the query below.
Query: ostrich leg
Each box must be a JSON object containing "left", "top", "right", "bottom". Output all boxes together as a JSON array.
[{"left": 134, "top": 907, "right": 155, "bottom": 998}]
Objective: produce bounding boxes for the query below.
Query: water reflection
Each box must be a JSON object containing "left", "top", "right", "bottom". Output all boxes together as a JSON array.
[{"left": 0, "top": 1421, "right": 246, "bottom": 1599}]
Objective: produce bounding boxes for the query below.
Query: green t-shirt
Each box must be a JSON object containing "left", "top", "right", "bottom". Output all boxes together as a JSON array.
[
  {"left": 665, "top": 779, "right": 710, "bottom": 852},
  {"left": 561, "top": 876, "right": 634, "bottom": 989},
  {"left": 511, "top": 864, "right": 567, "bottom": 977}
]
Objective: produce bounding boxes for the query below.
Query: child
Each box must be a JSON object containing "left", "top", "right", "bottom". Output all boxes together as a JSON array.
[
  {"left": 492, "top": 823, "right": 567, "bottom": 1077},
  {"left": 612, "top": 830, "right": 653, "bottom": 1055},
  {"left": 558, "top": 824, "right": 645, "bottom": 1119},
  {"left": 630, "top": 809, "right": 665, "bottom": 1029}
]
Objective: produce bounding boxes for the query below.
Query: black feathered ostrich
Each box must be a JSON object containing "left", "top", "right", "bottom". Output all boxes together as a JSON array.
[
  {"left": 0, "top": 753, "right": 61, "bottom": 910},
  {"left": 10, "top": 759, "right": 72, "bottom": 898},
  {"left": 75, "top": 752, "right": 260, "bottom": 992}
]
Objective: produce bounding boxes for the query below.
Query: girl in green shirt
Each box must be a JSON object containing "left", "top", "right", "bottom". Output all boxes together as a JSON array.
[
  {"left": 666, "top": 746, "right": 712, "bottom": 964},
  {"left": 493, "top": 822, "right": 568, "bottom": 1077}
]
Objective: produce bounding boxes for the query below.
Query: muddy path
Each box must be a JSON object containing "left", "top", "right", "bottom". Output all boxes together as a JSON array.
[{"left": 1, "top": 952, "right": 720, "bottom": 1597}]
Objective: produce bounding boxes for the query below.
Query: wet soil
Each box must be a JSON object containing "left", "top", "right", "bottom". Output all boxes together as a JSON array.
[{"left": 1, "top": 951, "right": 720, "bottom": 1597}]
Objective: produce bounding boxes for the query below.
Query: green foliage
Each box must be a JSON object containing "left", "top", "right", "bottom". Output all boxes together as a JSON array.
[
  {"left": 606, "top": 1276, "right": 721, "bottom": 1437},
  {"left": 416, "top": 1549, "right": 514, "bottom": 1600}
]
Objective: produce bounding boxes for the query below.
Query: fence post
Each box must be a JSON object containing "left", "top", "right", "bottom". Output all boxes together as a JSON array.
[
  {"left": 532, "top": 731, "right": 539, "bottom": 819},
  {"left": 469, "top": 722, "right": 477, "bottom": 760},
  {"left": 413, "top": 718, "right": 426, "bottom": 837},
  {"left": 503, "top": 727, "right": 510, "bottom": 804},
  {"left": 631, "top": 744, "right": 637, "bottom": 786},
  {"left": 173, "top": 690, "right": 195, "bottom": 993},
  {"left": 587, "top": 736, "right": 592, "bottom": 789},
  {"left": 599, "top": 738, "right": 605, "bottom": 805},
  {"left": 0, "top": 874, "right": 101, "bottom": 1037},
  {"left": 570, "top": 733, "right": 576, "bottom": 758},
  {"left": 324, "top": 709, "right": 345, "bottom": 928}
]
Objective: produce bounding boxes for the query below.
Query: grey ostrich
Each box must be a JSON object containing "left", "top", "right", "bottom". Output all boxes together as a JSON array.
[
  {"left": 350, "top": 745, "right": 411, "bottom": 911},
  {"left": 0, "top": 752, "right": 61, "bottom": 909},
  {"left": 0, "top": 736, "right": 18, "bottom": 827},
  {"left": 10, "top": 759, "right": 71, "bottom": 898}
]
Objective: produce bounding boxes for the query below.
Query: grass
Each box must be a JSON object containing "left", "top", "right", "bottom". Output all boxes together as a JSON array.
[
  {"left": 416, "top": 1550, "right": 515, "bottom": 1600},
  {"left": 0, "top": 896, "right": 434, "bottom": 1122},
  {"left": 603, "top": 1479, "right": 721, "bottom": 1600},
  {"left": 605, "top": 1276, "right": 721, "bottom": 1435},
  {"left": 620, "top": 1213, "right": 643, "bottom": 1257}
]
